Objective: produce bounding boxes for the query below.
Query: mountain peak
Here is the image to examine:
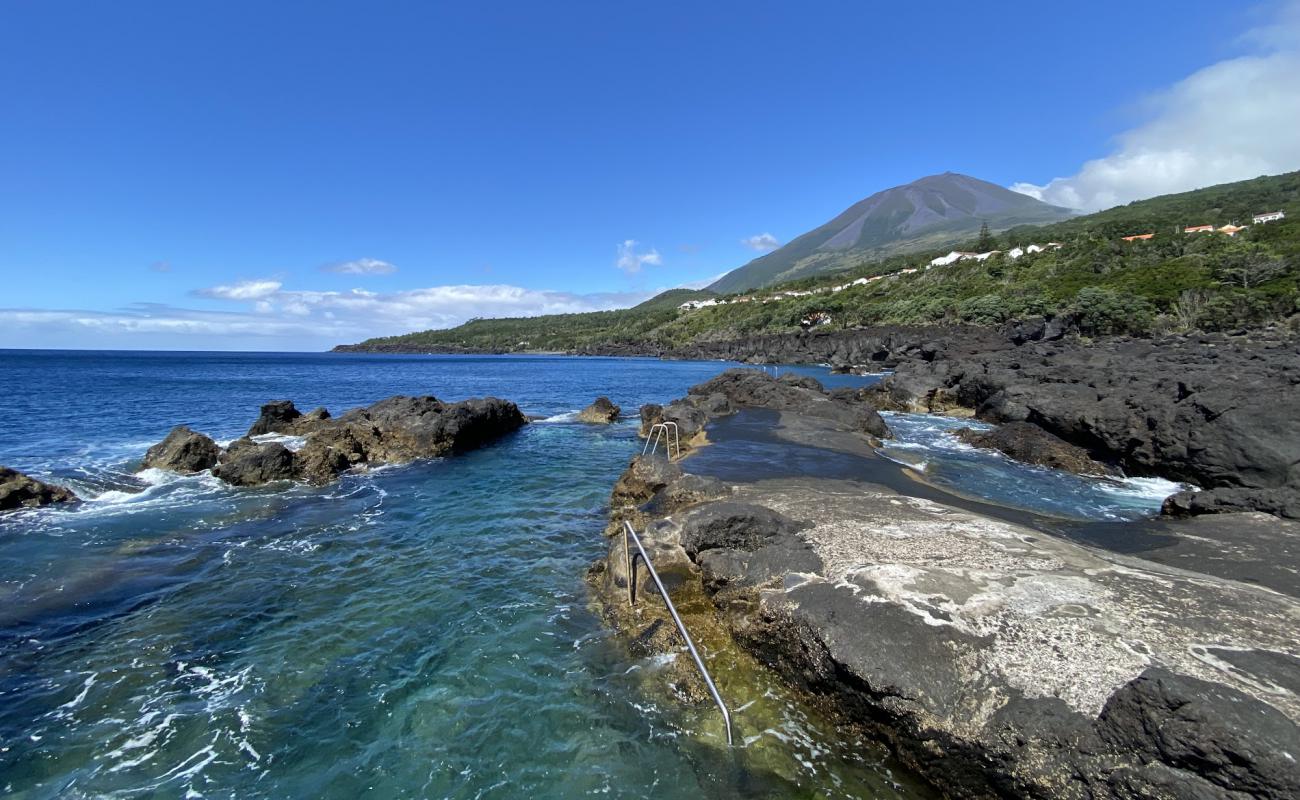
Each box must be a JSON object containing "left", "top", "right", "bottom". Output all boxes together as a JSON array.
[{"left": 709, "top": 173, "right": 1073, "bottom": 293}]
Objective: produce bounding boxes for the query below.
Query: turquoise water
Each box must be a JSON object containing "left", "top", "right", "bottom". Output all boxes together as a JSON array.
[
  {"left": 0, "top": 352, "right": 920, "bottom": 799},
  {"left": 0, "top": 351, "right": 1177, "bottom": 798}
]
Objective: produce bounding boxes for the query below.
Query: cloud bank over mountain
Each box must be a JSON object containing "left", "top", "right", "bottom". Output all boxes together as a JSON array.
[{"left": 1012, "top": 2, "right": 1300, "bottom": 211}]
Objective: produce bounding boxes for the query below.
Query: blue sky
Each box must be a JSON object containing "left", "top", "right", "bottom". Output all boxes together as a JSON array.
[{"left": 3, "top": 1, "right": 1299, "bottom": 350}]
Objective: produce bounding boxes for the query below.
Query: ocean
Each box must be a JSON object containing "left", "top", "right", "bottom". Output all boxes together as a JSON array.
[{"left": 0, "top": 350, "right": 1180, "bottom": 798}]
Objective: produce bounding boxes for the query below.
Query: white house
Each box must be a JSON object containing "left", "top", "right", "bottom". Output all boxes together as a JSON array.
[
  {"left": 929, "top": 251, "right": 974, "bottom": 268},
  {"left": 1008, "top": 247, "right": 1025, "bottom": 259},
  {"left": 678, "top": 298, "right": 720, "bottom": 310},
  {"left": 1253, "top": 210, "right": 1286, "bottom": 224}
]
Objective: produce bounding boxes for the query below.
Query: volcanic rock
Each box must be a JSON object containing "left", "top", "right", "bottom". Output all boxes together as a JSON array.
[
  {"left": 332, "top": 395, "right": 527, "bottom": 462},
  {"left": 293, "top": 440, "right": 353, "bottom": 485},
  {"left": 212, "top": 439, "right": 297, "bottom": 486},
  {"left": 576, "top": 396, "right": 621, "bottom": 424},
  {"left": 1162, "top": 486, "right": 1300, "bottom": 520},
  {"left": 247, "top": 400, "right": 331, "bottom": 436},
  {"left": 0, "top": 466, "right": 78, "bottom": 511},
  {"left": 141, "top": 425, "right": 222, "bottom": 473},
  {"left": 955, "top": 421, "right": 1118, "bottom": 476},
  {"left": 685, "top": 368, "right": 890, "bottom": 439}
]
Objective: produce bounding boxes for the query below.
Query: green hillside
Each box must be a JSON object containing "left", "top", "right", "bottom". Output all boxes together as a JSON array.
[
  {"left": 336, "top": 289, "right": 715, "bottom": 353},
  {"left": 336, "top": 171, "right": 1300, "bottom": 353}
]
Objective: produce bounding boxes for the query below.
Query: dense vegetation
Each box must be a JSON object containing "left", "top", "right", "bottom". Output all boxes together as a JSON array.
[{"left": 340, "top": 172, "right": 1300, "bottom": 352}]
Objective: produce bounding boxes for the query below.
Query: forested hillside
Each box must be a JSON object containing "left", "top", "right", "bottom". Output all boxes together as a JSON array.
[{"left": 337, "top": 171, "right": 1300, "bottom": 353}]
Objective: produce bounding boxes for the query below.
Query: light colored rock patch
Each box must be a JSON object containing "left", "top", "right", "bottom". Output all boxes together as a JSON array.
[{"left": 731, "top": 478, "right": 1300, "bottom": 720}]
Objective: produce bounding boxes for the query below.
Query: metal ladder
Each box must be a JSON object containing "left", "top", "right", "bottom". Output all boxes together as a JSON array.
[
  {"left": 623, "top": 520, "right": 734, "bottom": 746},
  {"left": 642, "top": 421, "right": 680, "bottom": 459}
]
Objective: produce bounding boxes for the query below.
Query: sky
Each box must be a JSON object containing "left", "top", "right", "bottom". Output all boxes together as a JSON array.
[{"left": 3, "top": 0, "right": 1299, "bottom": 351}]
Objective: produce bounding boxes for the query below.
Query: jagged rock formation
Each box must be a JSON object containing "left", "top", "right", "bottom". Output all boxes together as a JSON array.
[
  {"left": 955, "top": 421, "right": 1119, "bottom": 477},
  {"left": 576, "top": 396, "right": 621, "bottom": 424},
  {"left": 141, "top": 425, "right": 222, "bottom": 473},
  {"left": 212, "top": 438, "right": 298, "bottom": 486},
  {"left": 246, "top": 400, "right": 331, "bottom": 436},
  {"left": 141, "top": 396, "right": 528, "bottom": 487},
  {"left": 0, "top": 466, "right": 78, "bottom": 511}
]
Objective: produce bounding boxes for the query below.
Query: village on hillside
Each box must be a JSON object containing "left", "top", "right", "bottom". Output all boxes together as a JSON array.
[
  {"left": 1124, "top": 209, "right": 1285, "bottom": 241},
  {"left": 679, "top": 208, "right": 1289, "bottom": 328}
]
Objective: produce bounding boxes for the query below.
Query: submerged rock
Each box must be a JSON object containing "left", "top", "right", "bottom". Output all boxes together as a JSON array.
[
  {"left": 0, "top": 466, "right": 78, "bottom": 511},
  {"left": 956, "top": 421, "right": 1117, "bottom": 476},
  {"left": 141, "top": 425, "right": 221, "bottom": 473},
  {"left": 576, "top": 396, "right": 621, "bottom": 424}
]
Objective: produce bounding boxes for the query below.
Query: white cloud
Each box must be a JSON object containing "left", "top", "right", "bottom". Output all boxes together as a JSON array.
[
  {"left": 0, "top": 283, "right": 658, "bottom": 350},
  {"left": 1011, "top": 4, "right": 1300, "bottom": 212},
  {"left": 741, "top": 233, "right": 781, "bottom": 251},
  {"left": 674, "top": 272, "right": 729, "bottom": 290},
  {"left": 322, "top": 257, "right": 397, "bottom": 275},
  {"left": 615, "top": 240, "right": 662, "bottom": 275},
  {"left": 195, "top": 279, "right": 283, "bottom": 301}
]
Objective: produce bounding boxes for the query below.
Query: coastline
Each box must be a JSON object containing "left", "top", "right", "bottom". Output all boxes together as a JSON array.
[
  {"left": 589, "top": 376, "right": 1300, "bottom": 798},
  {"left": 337, "top": 323, "right": 1300, "bottom": 520}
]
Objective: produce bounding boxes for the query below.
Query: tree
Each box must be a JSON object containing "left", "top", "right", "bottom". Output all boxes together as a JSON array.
[
  {"left": 1172, "top": 289, "right": 1208, "bottom": 331},
  {"left": 1218, "top": 252, "right": 1287, "bottom": 288},
  {"left": 976, "top": 221, "right": 995, "bottom": 252},
  {"left": 1072, "top": 287, "right": 1155, "bottom": 336}
]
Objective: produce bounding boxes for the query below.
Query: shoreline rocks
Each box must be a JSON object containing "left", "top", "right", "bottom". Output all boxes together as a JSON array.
[
  {"left": 0, "top": 466, "right": 78, "bottom": 511},
  {"left": 337, "top": 323, "right": 1300, "bottom": 519},
  {"left": 955, "top": 421, "right": 1119, "bottom": 477},
  {"left": 246, "top": 400, "right": 331, "bottom": 437},
  {"left": 636, "top": 369, "right": 891, "bottom": 457},
  {"left": 576, "top": 396, "right": 621, "bottom": 424},
  {"left": 140, "top": 395, "right": 528, "bottom": 487},
  {"left": 591, "top": 390, "right": 1300, "bottom": 798},
  {"left": 141, "top": 425, "right": 222, "bottom": 474},
  {"left": 860, "top": 330, "right": 1300, "bottom": 518}
]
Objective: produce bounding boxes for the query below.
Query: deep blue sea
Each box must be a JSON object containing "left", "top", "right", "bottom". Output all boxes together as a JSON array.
[{"left": 0, "top": 351, "right": 1182, "bottom": 799}]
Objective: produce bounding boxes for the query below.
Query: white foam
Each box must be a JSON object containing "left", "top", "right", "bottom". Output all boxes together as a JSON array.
[
  {"left": 79, "top": 469, "right": 226, "bottom": 513},
  {"left": 536, "top": 410, "right": 580, "bottom": 423},
  {"left": 1102, "top": 476, "right": 1192, "bottom": 501},
  {"left": 55, "top": 671, "right": 97, "bottom": 713},
  {"left": 251, "top": 433, "right": 307, "bottom": 451}
]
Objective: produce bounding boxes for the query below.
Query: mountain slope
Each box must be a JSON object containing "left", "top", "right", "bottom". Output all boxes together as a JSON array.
[
  {"left": 710, "top": 172, "right": 1074, "bottom": 293},
  {"left": 336, "top": 170, "right": 1298, "bottom": 354}
]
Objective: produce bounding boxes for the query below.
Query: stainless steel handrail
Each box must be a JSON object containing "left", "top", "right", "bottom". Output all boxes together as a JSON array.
[
  {"left": 622, "top": 520, "right": 733, "bottom": 746},
  {"left": 641, "top": 421, "right": 680, "bottom": 458}
]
